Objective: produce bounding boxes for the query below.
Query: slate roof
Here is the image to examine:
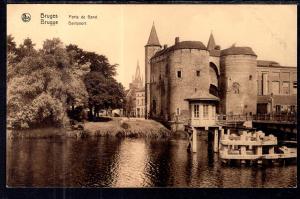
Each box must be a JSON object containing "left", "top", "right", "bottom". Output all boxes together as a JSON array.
[
  {"left": 207, "top": 33, "right": 216, "bottom": 51},
  {"left": 221, "top": 46, "right": 257, "bottom": 56},
  {"left": 257, "top": 60, "right": 280, "bottom": 67},
  {"left": 185, "top": 90, "right": 220, "bottom": 101},
  {"left": 151, "top": 41, "right": 207, "bottom": 59},
  {"left": 146, "top": 23, "right": 161, "bottom": 47},
  {"left": 257, "top": 60, "right": 297, "bottom": 68},
  {"left": 175, "top": 41, "right": 207, "bottom": 50}
]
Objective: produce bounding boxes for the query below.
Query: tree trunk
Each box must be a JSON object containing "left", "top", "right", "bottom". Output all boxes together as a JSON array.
[
  {"left": 89, "top": 106, "right": 93, "bottom": 120},
  {"left": 93, "top": 107, "right": 96, "bottom": 118}
]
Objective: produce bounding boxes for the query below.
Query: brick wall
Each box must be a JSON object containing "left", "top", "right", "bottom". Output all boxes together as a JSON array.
[
  {"left": 145, "top": 46, "right": 161, "bottom": 117},
  {"left": 168, "top": 49, "right": 210, "bottom": 124},
  {"left": 220, "top": 55, "right": 257, "bottom": 115}
]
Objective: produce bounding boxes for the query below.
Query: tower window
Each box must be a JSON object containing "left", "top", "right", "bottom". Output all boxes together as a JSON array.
[
  {"left": 177, "top": 70, "right": 182, "bottom": 78},
  {"left": 249, "top": 75, "right": 252, "bottom": 80},
  {"left": 196, "top": 70, "right": 200, "bottom": 76}
]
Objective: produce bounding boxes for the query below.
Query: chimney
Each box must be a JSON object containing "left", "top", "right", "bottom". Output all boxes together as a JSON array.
[
  {"left": 163, "top": 44, "right": 168, "bottom": 49},
  {"left": 175, "top": 37, "right": 180, "bottom": 45}
]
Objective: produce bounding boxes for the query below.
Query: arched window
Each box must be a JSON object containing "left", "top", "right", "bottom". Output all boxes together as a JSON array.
[{"left": 209, "top": 62, "right": 219, "bottom": 88}]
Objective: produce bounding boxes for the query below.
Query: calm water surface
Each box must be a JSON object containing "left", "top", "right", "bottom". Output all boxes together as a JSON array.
[{"left": 7, "top": 135, "right": 296, "bottom": 187}]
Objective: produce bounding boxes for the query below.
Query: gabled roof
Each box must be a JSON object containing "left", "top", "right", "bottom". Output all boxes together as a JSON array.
[
  {"left": 146, "top": 23, "right": 161, "bottom": 47},
  {"left": 185, "top": 90, "right": 219, "bottom": 101}
]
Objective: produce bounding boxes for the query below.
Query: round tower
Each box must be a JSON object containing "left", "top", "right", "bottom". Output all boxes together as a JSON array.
[
  {"left": 167, "top": 38, "right": 211, "bottom": 129},
  {"left": 220, "top": 46, "right": 257, "bottom": 115},
  {"left": 145, "top": 23, "right": 161, "bottom": 118}
]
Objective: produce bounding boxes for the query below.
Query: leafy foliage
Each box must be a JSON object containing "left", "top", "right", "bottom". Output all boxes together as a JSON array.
[
  {"left": 7, "top": 37, "right": 87, "bottom": 127},
  {"left": 7, "top": 35, "right": 16, "bottom": 54},
  {"left": 7, "top": 36, "right": 125, "bottom": 128}
]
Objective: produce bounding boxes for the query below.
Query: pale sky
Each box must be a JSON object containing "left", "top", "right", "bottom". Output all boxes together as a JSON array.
[{"left": 7, "top": 4, "right": 297, "bottom": 89}]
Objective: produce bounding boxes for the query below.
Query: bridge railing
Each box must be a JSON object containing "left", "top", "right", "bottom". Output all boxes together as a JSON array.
[
  {"left": 217, "top": 114, "right": 252, "bottom": 121},
  {"left": 217, "top": 113, "right": 297, "bottom": 123},
  {"left": 252, "top": 113, "right": 297, "bottom": 123}
]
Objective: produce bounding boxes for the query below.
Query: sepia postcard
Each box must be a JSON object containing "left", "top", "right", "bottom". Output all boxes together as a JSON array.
[{"left": 6, "top": 3, "right": 297, "bottom": 189}]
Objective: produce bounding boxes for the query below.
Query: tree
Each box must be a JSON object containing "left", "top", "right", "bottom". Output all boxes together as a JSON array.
[
  {"left": 125, "top": 91, "right": 134, "bottom": 117},
  {"left": 7, "top": 37, "right": 88, "bottom": 128},
  {"left": 7, "top": 34, "right": 16, "bottom": 54},
  {"left": 105, "top": 78, "right": 125, "bottom": 109},
  {"left": 79, "top": 51, "right": 125, "bottom": 120},
  {"left": 14, "top": 37, "right": 37, "bottom": 63},
  {"left": 7, "top": 36, "right": 125, "bottom": 127},
  {"left": 84, "top": 72, "right": 125, "bottom": 119}
]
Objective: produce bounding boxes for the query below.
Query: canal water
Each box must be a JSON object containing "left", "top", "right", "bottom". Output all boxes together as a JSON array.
[{"left": 7, "top": 135, "right": 296, "bottom": 188}]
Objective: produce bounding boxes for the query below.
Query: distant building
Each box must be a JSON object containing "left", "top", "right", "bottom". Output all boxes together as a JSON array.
[
  {"left": 135, "top": 87, "right": 145, "bottom": 118},
  {"left": 125, "top": 61, "right": 146, "bottom": 117},
  {"left": 144, "top": 23, "right": 297, "bottom": 130},
  {"left": 129, "top": 61, "right": 143, "bottom": 90},
  {"left": 256, "top": 61, "right": 297, "bottom": 114}
]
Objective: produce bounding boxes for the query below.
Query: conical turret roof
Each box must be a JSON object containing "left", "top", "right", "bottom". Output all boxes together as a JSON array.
[
  {"left": 207, "top": 32, "right": 216, "bottom": 51},
  {"left": 146, "top": 23, "right": 161, "bottom": 46}
]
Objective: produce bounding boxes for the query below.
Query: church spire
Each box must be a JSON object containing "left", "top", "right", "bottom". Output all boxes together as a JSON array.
[
  {"left": 207, "top": 31, "right": 216, "bottom": 51},
  {"left": 146, "top": 22, "right": 161, "bottom": 47},
  {"left": 135, "top": 60, "right": 141, "bottom": 81}
]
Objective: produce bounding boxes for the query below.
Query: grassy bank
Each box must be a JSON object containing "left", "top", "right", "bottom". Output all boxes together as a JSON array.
[
  {"left": 83, "top": 118, "right": 171, "bottom": 138},
  {"left": 7, "top": 117, "right": 171, "bottom": 139}
]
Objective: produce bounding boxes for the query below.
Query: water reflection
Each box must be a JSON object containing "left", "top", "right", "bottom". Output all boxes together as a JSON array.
[
  {"left": 113, "top": 139, "right": 148, "bottom": 187},
  {"left": 7, "top": 135, "right": 296, "bottom": 188}
]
